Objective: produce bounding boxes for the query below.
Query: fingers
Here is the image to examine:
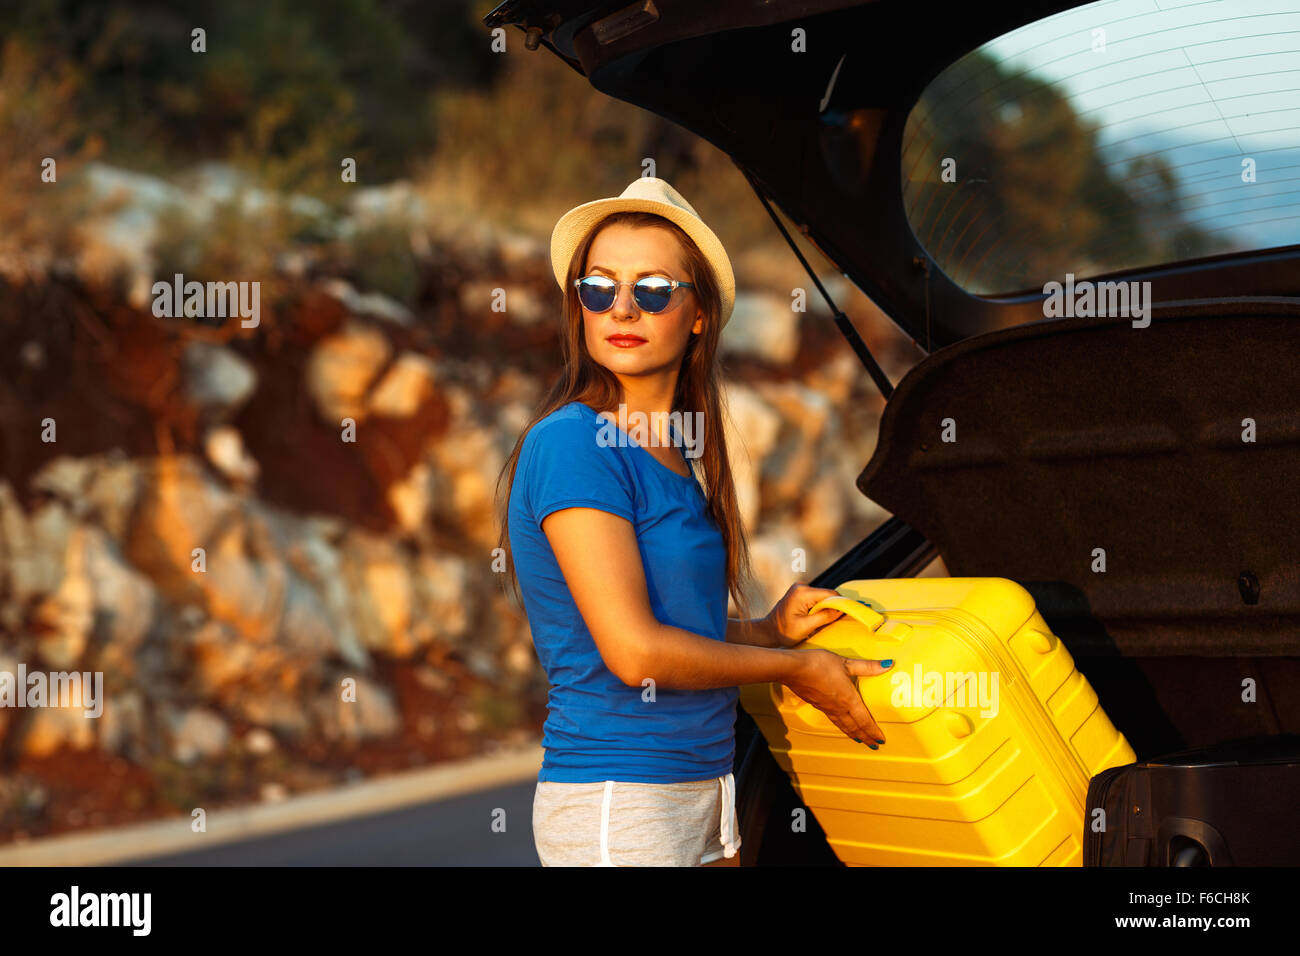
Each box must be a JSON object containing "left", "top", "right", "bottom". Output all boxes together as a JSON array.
[
  {"left": 794, "top": 583, "right": 841, "bottom": 612},
  {"left": 844, "top": 657, "right": 894, "bottom": 677},
  {"left": 846, "top": 698, "right": 886, "bottom": 746},
  {"left": 802, "top": 606, "right": 845, "bottom": 632},
  {"left": 841, "top": 656, "right": 892, "bottom": 744}
]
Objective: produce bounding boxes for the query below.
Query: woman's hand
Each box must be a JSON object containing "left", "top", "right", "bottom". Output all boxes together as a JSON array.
[
  {"left": 784, "top": 648, "right": 893, "bottom": 745},
  {"left": 764, "top": 583, "right": 846, "bottom": 649}
]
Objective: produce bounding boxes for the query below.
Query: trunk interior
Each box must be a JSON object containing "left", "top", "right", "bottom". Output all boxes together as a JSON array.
[{"left": 854, "top": 301, "right": 1300, "bottom": 758}]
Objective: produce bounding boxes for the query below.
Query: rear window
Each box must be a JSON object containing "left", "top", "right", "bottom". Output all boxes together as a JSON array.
[{"left": 902, "top": 0, "right": 1300, "bottom": 296}]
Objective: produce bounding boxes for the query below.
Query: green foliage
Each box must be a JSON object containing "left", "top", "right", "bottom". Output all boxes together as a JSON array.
[
  {"left": 341, "top": 221, "right": 421, "bottom": 306},
  {"left": 0, "top": 0, "right": 493, "bottom": 190}
]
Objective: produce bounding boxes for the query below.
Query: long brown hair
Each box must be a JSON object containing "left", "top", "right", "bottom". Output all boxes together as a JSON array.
[{"left": 494, "top": 210, "right": 756, "bottom": 627}]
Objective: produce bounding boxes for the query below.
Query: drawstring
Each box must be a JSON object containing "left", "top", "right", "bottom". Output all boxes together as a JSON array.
[
  {"left": 598, "top": 780, "right": 616, "bottom": 866},
  {"left": 720, "top": 772, "right": 738, "bottom": 859},
  {"left": 596, "top": 776, "right": 738, "bottom": 864}
]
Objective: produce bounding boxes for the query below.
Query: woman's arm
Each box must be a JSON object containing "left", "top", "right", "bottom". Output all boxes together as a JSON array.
[
  {"left": 725, "top": 616, "right": 780, "bottom": 648},
  {"left": 541, "top": 505, "right": 890, "bottom": 744},
  {"left": 542, "top": 505, "right": 798, "bottom": 689}
]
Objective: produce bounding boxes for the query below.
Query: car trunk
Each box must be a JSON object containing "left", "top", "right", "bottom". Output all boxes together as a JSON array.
[
  {"left": 857, "top": 301, "right": 1300, "bottom": 756},
  {"left": 487, "top": 0, "right": 1300, "bottom": 759}
]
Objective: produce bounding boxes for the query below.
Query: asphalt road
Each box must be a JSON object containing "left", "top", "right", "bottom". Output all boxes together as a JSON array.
[{"left": 127, "top": 780, "right": 541, "bottom": 866}]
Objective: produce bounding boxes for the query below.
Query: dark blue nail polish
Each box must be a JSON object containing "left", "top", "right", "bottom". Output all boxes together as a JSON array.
[
  {"left": 868, "top": 743, "right": 878, "bottom": 750},
  {"left": 881, "top": 659, "right": 894, "bottom": 668}
]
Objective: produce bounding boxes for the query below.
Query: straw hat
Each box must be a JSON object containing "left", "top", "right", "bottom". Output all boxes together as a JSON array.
[{"left": 550, "top": 176, "right": 736, "bottom": 327}]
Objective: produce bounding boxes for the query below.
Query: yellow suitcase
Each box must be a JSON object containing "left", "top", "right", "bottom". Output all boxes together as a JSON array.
[{"left": 739, "top": 577, "right": 1136, "bottom": 866}]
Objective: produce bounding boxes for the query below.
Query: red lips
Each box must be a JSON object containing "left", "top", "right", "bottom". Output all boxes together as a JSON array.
[{"left": 607, "top": 334, "right": 647, "bottom": 348}]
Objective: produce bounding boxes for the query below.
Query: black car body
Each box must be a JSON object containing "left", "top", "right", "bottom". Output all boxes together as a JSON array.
[{"left": 487, "top": 0, "right": 1300, "bottom": 864}]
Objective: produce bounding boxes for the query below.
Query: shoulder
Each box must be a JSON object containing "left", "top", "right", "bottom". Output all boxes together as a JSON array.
[
  {"left": 524, "top": 401, "right": 601, "bottom": 450},
  {"left": 521, "top": 402, "right": 627, "bottom": 465}
]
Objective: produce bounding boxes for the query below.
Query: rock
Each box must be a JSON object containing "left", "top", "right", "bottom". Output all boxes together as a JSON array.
[
  {"left": 344, "top": 533, "right": 415, "bottom": 657},
  {"left": 428, "top": 392, "right": 506, "bottom": 548},
  {"left": 754, "top": 381, "right": 833, "bottom": 509},
  {"left": 286, "top": 526, "right": 368, "bottom": 669},
  {"left": 19, "top": 453, "right": 146, "bottom": 548},
  {"left": 412, "top": 553, "right": 468, "bottom": 644},
  {"left": 17, "top": 705, "right": 97, "bottom": 758},
  {"left": 278, "top": 571, "right": 338, "bottom": 659},
  {"left": 166, "top": 708, "right": 230, "bottom": 764},
  {"left": 125, "top": 456, "right": 241, "bottom": 601},
  {"left": 82, "top": 452, "right": 143, "bottom": 543},
  {"left": 369, "top": 352, "right": 438, "bottom": 418},
  {"left": 413, "top": 665, "right": 452, "bottom": 694},
  {"left": 719, "top": 383, "right": 782, "bottom": 529},
  {"left": 303, "top": 320, "right": 392, "bottom": 423},
  {"left": 348, "top": 180, "right": 427, "bottom": 229},
  {"left": 457, "top": 281, "right": 546, "bottom": 326},
  {"left": 244, "top": 727, "right": 276, "bottom": 755},
  {"left": 721, "top": 291, "right": 801, "bottom": 363},
  {"left": 495, "top": 227, "right": 546, "bottom": 270},
  {"left": 387, "top": 461, "right": 433, "bottom": 537},
  {"left": 98, "top": 690, "right": 146, "bottom": 759},
  {"left": 259, "top": 782, "right": 289, "bottom": 803},
  {"left": 28, "top": 458, "right": 95, "bottom": 516},
  {"left": 3, "top": 498, "right": 75, "bottom": 610},
  {"left": 182, "top": 342, "right": 257, "bottom": 417},
  {"left": 805, "top": 349, "right": 862, "bottom": 406},
  {"left": 204, "top": 425, "right": 260, "bottom": 485},
  {"left": 188, "top": 618, "right": 252, "bottom": 691},
  {"left": 796, "top": 471, "right": 846, "bottom": 556},
  {"left": 745, "top": 523, "right": 812, "bottom": 615},
  {"left": 233, "top": 689, "right": 313, "bottom": 741},
  {"left": 200, "top": 515, "right": 288, "bottom": 642},
  {"left": 318, "top": 278, "right": 414, "bottom": 327},
  {"left": 83, "top": 525, "right": 156, "bottom": 650},
  {"left": 31, "top": 526, "right": 95, "bottom": 670},
  {"left": 315, "top": 676, "right": 401, "bottom": 743},
  {"left": 504, "top": 641, "right": 536, "bottom": 675}
]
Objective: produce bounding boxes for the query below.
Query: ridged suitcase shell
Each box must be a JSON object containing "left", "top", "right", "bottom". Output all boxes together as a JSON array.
[{"left": 739, "top": 577, "right": 1136, "bottom": 865}]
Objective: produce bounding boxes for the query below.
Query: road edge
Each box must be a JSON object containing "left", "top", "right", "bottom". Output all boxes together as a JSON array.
[{"left": 0, "top": 743, "right": 543, "bottom": 866}]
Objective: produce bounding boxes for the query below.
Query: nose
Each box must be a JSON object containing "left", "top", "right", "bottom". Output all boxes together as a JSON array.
[{"left": 611, "top": 282, "right": 639, "bottom": 319}]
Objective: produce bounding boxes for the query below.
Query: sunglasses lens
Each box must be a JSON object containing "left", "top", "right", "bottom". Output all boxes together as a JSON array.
[
  {"left": 578, "top": 277, "right": 616, "bottom": 311},
  {"left": 578, "top": 276, "right": 679, "bottom": 312},
  {"left": 634, "top": 277, "right": 674, "bottom": 312}
]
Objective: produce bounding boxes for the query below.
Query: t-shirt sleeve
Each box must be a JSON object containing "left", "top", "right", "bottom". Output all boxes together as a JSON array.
[{"left": 523, "top": 415, "right": 636, "bottom": 529}]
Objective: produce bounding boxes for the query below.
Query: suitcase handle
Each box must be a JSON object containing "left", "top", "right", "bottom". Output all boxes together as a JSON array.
[{"left": 809, "top": 595, "right": 903, "bottom": 639}]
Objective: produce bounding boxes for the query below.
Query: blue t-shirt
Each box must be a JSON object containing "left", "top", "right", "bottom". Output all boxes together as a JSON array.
[{"left": 508, "top": 400, "right": 738, "bottom": 783}]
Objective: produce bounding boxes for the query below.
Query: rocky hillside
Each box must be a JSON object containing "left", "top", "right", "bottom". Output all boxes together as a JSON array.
[{"left": 0, "top": 165, "right": 920, "bottom": 842}]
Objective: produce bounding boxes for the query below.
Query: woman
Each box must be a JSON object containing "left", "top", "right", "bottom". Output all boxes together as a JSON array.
[{"left": 495, "top": 176, "right": 891, "bottom": 867}]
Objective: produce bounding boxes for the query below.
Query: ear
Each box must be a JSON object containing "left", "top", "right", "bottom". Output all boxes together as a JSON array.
[{"left": 691, "top": 308, "right": 704, "bottom": 335}]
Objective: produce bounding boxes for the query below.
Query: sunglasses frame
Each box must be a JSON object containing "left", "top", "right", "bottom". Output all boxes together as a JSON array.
[{"left": 573, "top": 275, "right": 695, "bottom": 314}]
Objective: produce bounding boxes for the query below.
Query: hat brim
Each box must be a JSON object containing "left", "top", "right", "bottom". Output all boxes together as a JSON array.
[{"left": 550, "top": 196, "right": 735, "bottom": 328}]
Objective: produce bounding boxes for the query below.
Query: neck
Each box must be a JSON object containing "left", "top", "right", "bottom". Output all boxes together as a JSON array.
[{"left": 610, "top": 374, "right": 678, "bottom": 445}]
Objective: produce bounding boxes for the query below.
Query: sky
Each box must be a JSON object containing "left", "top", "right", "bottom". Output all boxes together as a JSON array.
[{"left": 980, "top": 0, "right": 1300, "bottom": 249}]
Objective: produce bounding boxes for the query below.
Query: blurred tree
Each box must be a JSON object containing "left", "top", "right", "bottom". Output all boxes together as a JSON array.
[
  {"left": 0, "top": 0, "right": 495, "bottom": 191},
  {"left": 902, "top": 48, "right": 1226, "bottom": 293}
]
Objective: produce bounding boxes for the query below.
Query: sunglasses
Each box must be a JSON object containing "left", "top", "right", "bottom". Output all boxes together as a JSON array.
[{"left": 574, "top": 275, "right": 694, "bottom": 314}]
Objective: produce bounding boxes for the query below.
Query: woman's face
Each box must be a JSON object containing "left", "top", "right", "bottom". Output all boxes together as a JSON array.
[{"left": 579, "top": 222, "right": 703, "bottom": 383}]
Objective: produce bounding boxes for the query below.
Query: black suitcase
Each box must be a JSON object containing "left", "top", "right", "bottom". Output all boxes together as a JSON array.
[{"left": 1084, "top": 735, "right": 1300, "bottom": 866}]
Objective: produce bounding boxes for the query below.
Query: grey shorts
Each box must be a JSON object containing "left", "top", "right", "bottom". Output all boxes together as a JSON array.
[{"left": 532, "top": 772, "right": 740, "bottom": 866}]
